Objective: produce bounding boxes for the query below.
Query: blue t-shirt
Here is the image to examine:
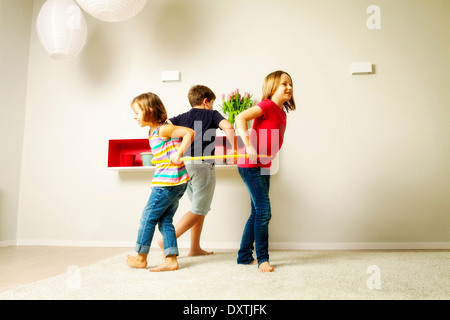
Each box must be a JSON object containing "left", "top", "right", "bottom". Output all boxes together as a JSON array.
[{"left": 170, "top": 108, "right": 225, "bottom": 161}]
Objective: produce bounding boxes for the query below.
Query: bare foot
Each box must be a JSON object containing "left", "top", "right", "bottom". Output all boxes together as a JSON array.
[
  {"left": 249, "top": 259, "right": 258, "bottom": 265},
  {"left": 126, "top": 253, "right": 147, "bottom": 268},
  {"left": 259, "top": 261, "right": 274, "bottom": 273},
  {"left": 188, "top": 248, "right": 214, "bottom": 256},
  {"left": 149, "top": 255, "right": 179, "bottom": 272}
]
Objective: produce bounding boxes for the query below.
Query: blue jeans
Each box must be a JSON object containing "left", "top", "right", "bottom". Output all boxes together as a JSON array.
[
  {"left": 135, "top": 183, "right": 187, "bottom": 257},
  {"left": 237, "top": 167, "right": 271, "bottom": 266}
]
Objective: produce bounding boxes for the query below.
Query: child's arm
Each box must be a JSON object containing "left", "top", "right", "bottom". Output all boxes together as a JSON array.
[
  {"left": 218, "top": 119, "right": 237, "bottom": 154},
  {"left": 235, "top": 106, "right": 263, "bottom": 161},
  {"left": 159, "top": 124, "right": 195, "bottom": 164},
  {"left": 218, "top": 119, "right": 237, "bottom": 164}
]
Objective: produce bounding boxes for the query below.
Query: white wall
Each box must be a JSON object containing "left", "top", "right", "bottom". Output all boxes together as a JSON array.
[
  {"left": 14, "top": 0, "right": 450, "bottom": 248},
  {"left": 0, "top": 0, "right": 33, "bottom": 244}
]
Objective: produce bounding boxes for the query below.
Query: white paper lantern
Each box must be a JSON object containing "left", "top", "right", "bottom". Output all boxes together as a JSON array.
[
  {"left": 36, "top": 0, "right": 87, "bottom": 60},
  {"left": 75, "top": 0, "right": 147, "bottom": 22}
]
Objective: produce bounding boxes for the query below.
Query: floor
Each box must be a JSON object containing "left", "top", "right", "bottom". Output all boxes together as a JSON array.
[{"left": 0, "top": 246, "right": 131, "bottom": 292}]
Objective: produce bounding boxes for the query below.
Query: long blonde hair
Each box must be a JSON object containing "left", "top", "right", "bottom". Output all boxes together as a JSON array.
[{"left": 261, "top": 70, "right": 296, "bottom": 113}]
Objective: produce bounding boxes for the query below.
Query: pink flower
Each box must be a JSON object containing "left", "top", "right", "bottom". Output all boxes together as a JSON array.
[{"left": 221, "top": 89, "right": 253, "bottom": 107}]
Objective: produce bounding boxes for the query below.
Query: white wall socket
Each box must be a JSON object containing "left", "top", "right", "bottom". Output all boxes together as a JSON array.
[
  {"left": 161, "top": 70, "right": 180, "bottom": 82},
  {"left": 351, "top": 62, "right": 373, "bottom": 74}
]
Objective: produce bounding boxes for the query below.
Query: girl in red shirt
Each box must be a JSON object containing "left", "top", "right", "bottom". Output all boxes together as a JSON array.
[{"left": 235, "top": 70, "right": 296, "bottom": 272}]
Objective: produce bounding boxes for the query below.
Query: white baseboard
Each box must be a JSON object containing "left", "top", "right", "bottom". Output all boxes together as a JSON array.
[
  {"left": 16, "top": 239, "right": 135, "bottom": 248},
  {"left": 0, "top": 240, "right": 17, "bottom": 247},
  {"left": 13, "top": 239, "right": 450, "bottom": 250},
  {"left": 269, "top": 242, "right": 450, "bottom": 250}
]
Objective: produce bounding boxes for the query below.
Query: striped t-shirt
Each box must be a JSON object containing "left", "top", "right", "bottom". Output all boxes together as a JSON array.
[{"left": 149, "top": 125, "right": 189, "bottom": 187}]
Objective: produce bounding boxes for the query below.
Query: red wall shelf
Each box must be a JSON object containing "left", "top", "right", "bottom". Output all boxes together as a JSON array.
[
  {"left": 107, "top": 138, "right": 151, "bottom": 168},
  {"left": 107, "top": 135, "right": 244, "bottom": 171}
]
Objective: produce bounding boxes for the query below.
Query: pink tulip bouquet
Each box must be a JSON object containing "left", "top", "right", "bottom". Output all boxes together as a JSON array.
[{"left": 219, "top": 89, "right": 254, "bottom": 127}]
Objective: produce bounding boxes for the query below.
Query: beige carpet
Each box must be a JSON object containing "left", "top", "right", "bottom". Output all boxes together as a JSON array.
[{"left": 1, "top": 250, "right": 449, "bottom": 300}]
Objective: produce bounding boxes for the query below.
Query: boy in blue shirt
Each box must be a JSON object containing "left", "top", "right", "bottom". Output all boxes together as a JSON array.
[{"left": 158, "top": 85, "right": 235, "bottom": 256}]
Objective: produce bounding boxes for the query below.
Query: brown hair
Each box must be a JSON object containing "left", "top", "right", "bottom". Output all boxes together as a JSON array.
[
  {"left": 131, "top": 92, "right": 167, "bottom": 123},
  {"left": 188, "top": 85, "right": 216, "bottom": 107},
  {"left": 261, "top": 70, "right": 296, "bottom": 113}
]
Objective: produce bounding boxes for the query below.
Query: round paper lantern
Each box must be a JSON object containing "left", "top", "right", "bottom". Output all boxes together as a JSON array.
[
  {"left": 36, "top": 0, "right": 87, "bottom": 60},
  {"left": 75, "top": 0, "right": 147, "bottom": 22}
]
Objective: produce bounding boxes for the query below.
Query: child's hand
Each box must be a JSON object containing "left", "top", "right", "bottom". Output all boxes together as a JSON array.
[
  {"left": 170, "top": 152, "right": 182, "bottom": 164},
  {"left": 246, "top": 145, "right": 258, "bottom": 162},
  {"left": 226, "top": 148, "right": 238, "bottom": 165}
]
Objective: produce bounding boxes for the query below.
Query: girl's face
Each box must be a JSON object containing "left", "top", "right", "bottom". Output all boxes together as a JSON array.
[
  {"left": 131, "top": 102, "right": 151, "bottom": 127},
  {"left": 271, "top": 73, "right": 293, "bottom": 104}
]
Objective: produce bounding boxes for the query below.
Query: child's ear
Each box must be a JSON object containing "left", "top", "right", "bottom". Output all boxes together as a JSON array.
[{"left": 202, "top": 98, "right": 209, "bottom": 106}]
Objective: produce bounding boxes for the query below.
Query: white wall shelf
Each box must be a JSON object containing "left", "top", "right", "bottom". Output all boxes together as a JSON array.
[{"left": 107, "top": 164, "right": 237, "bottom": 172}]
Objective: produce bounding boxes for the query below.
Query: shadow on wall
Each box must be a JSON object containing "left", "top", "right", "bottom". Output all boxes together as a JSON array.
[
  {"left": 0, "top": 191, "right": 3, "bottom": 239},
  {"left": 134, "top": 0, "right": 206, "bottom": 59},
  {"left": 79, "top": 25, "right": 120, "bottom": 84},
  {"left": 78, "top": 0, "right": 206, "bottom": 82},
  {"left": 118, "top": 171, "right": 155, "bottom": 183},
  {"left": 0, "top": 191, "right": 13, "bottom": 243}
]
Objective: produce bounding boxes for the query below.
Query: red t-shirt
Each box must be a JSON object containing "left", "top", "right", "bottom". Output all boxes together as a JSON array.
[{"left": 238, "top": 99, "right": 287, "bottom": 168}]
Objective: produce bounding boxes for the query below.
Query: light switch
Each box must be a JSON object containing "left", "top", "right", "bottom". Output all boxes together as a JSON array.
[
  {"left": 161, "top": 70, "right": 180, "bottom": 82},
  {"left": 351, "top": 62, "right": 372, "bottom": 75}
]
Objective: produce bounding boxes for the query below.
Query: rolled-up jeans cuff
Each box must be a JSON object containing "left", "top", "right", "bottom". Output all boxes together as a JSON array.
[
  {"left": 164, "top": 246, "right": 179, "bottom": 257},
  {"left": 135, "top": 244, "right": 150, "bottom": 255}
]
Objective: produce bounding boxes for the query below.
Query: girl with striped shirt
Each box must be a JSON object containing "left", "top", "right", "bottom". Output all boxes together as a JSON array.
[{"left": 127, "top": 92, "right": 194, "bottom": 272}]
